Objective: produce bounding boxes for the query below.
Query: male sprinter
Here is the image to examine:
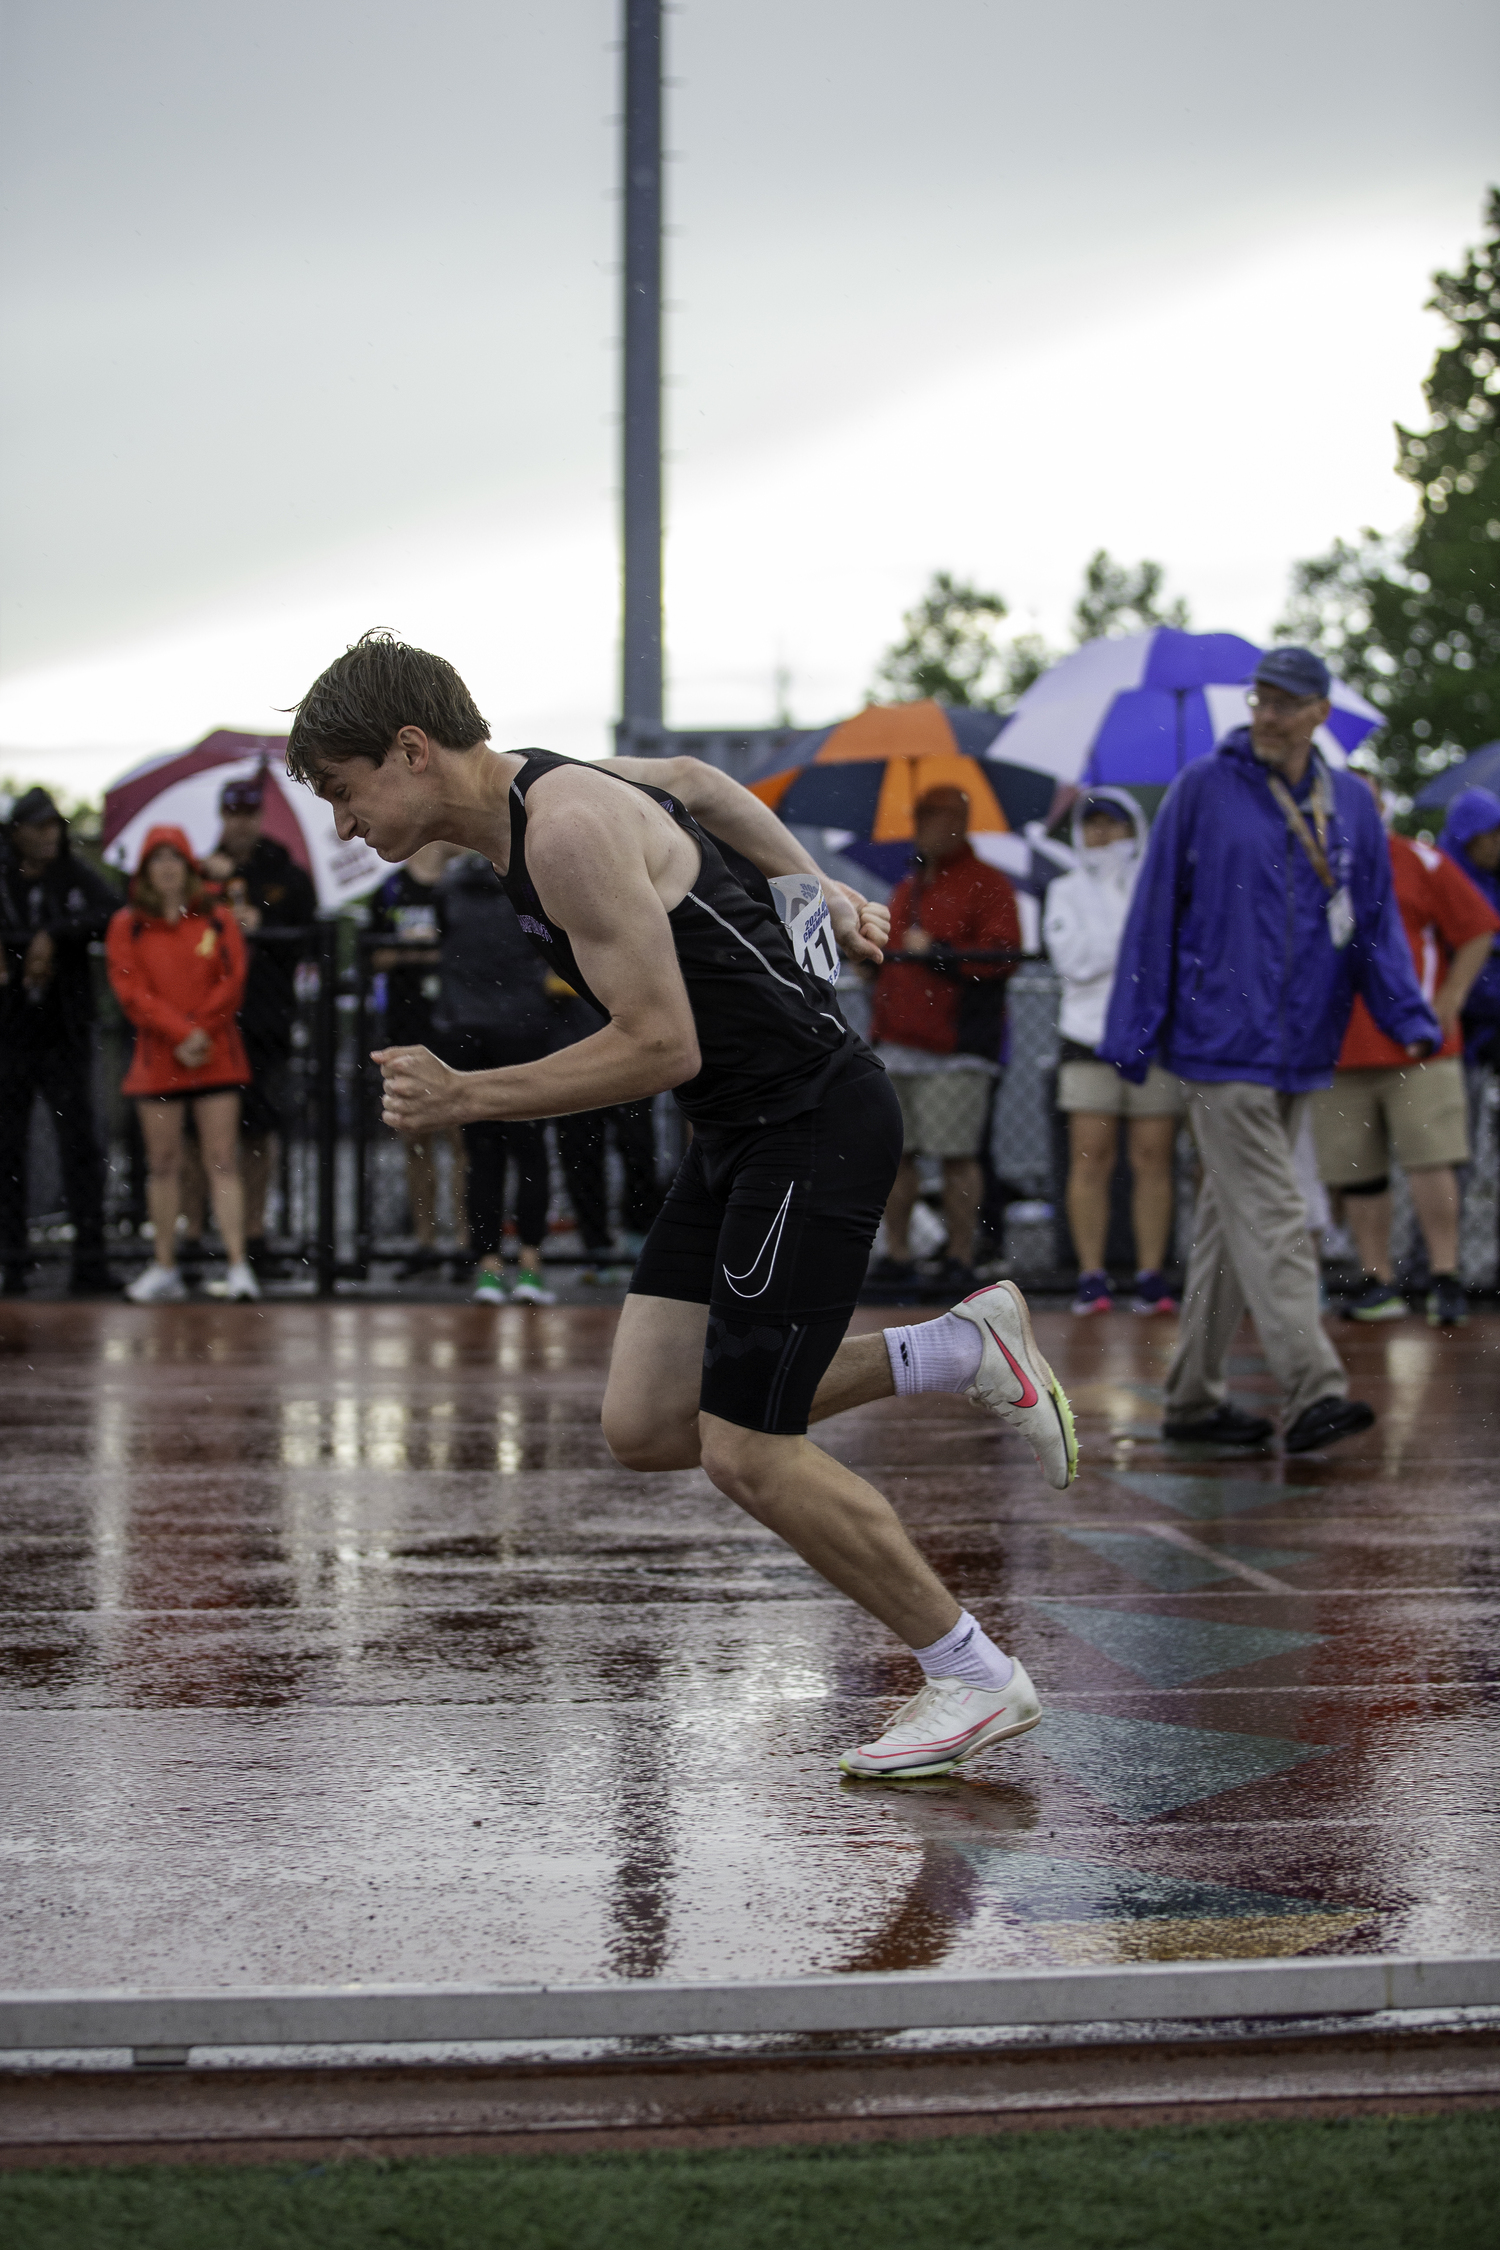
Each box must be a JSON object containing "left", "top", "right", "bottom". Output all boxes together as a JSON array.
[{"left": 287, "top": 634, "right": 1077, "bottom": 1778}]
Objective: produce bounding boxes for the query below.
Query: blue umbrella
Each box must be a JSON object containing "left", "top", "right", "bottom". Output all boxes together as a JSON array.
[
  {"left": 1413, "top": 740, "right": 1500, "bottom": 814},
  {"left": 997, "top": 628, "right": 1383, "bottom": 787}
]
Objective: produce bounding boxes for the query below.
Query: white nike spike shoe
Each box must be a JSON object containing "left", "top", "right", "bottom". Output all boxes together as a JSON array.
[
  {"left": 951, "top": 1279, "right": 1079, "bottom": 1490},
  {"left": 840, "top": 1659, "right": 1042, "bottom": 1779}
]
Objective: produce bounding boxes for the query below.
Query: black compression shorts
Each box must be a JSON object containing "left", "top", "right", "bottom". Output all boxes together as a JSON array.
[{"left": 630, "top": 1052, "right": 902, "bottom": 1436}]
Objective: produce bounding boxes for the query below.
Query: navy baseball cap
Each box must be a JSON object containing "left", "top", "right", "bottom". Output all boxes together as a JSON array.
[
  {"left": 220, "top": 771, "right": 266, "bottom": 813},
  {"left": 1253, "top": 645, "right": 1331, "bottom": 701}
]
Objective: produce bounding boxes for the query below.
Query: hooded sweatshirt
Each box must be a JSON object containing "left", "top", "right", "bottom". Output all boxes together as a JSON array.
[
  {"left": 1437, "top": 786, "right": 1500, "bottom": 1030},
  {"left": 105, "top": 826, "right": 250, "bottom": 1096},
  {"left": 1100, "top": 728, "right": 1439, "bottom": 1091},
  {"left": 1041, "top": 787, "right": 1149, "bottom": 1051}
]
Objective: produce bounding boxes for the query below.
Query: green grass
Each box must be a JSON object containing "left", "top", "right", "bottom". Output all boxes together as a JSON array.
[{"left": 3, "top": 2111, "right": 1498, "bottom": 2250}]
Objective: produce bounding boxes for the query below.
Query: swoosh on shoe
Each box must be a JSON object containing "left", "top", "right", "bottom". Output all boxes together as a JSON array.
[{"left": 984, "top": 1320, "right": 1039, "bottom": 1409}]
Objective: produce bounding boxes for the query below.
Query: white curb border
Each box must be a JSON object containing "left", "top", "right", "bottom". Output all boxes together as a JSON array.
[{"left": 2, "top": 1955, "right": 1496, "bottom": 2062}]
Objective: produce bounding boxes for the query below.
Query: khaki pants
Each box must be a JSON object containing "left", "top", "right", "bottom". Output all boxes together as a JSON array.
[{"left": 1165, "top": 1080, "right": 1347, "bottom": 1427}]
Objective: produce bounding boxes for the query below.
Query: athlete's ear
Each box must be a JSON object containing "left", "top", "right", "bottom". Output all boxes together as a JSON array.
[{"left": 395, "top": 726, "right": 433, "bottom": 772}]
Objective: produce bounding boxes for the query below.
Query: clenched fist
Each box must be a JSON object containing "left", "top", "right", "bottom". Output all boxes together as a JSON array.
[
  {"left": 827, "top": 883, "right": 890, "bottom": 965},
  {"left": 373, "top": 1045, "right": 469, "bottom": 1133}
]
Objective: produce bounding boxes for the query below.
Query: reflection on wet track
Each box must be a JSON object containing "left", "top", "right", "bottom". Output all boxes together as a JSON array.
[{"left": 1, "top": 1300, "right": 1497, "bottom": 1991}]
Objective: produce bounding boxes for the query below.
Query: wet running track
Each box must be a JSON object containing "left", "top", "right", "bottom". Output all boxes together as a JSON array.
[{"left": 1, "top": 1301, "right": 1497, "bottom": 1992}]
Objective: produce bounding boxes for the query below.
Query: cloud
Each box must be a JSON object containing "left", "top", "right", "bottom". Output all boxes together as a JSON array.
[{"left": 2, "top": 0, "right": 1496, "bottom": 793}]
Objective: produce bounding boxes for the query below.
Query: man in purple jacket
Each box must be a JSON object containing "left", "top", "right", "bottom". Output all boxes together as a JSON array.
[{"left": 1100, "top": 647, "right": 1441, "bottom": 1455}]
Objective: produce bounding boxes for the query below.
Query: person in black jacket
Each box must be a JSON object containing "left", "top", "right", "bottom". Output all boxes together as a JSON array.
[
  {"left": 200, "top": 770, "right": 317, "bottom": 1269},
  {"left": 434, "top": 853, "right": 568, "bottom": 1304},
  {"left": 555, "top": 1091, "right": 664, "bottom": 1263},
  {"left": 0, "top": 787, "right": 121, "bottom": 1294},
  {"left": 369, "top": 841, "right": 468, "bottom": 1269}
]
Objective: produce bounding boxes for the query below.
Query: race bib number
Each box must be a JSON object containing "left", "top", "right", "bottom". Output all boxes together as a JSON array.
[
  {"left": 1326, "top": 885, "right": 1355, "bottom": 951},
  {"left": 769, "top": 874, "right": 841, "bottom": 986}
]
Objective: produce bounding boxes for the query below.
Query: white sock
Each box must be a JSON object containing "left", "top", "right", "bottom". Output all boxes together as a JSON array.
[
  {"left": 911, "top": 1609, "right": 1014, "bottom": 1690},
  {"left": 884, "top": 1311, "right": 984, "bottom": 1398}
]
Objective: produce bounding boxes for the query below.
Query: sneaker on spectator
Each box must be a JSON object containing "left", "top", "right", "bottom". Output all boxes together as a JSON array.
[
  {"left": 222, "top": 1261, "right": 262, "bottom": 1301},
  {"left": 923, "top": 1256, "right": 976, "bottom": 1302},
  {"left": 1426, "top": 1274, "right": 1469, "bottom": 1328},
  {"left": 1342, "top": 1277, "right": 1407, "bottom": 1322},
  {"left": 867, "top": 1253, "right": 917, "bottom": 1286},
  {"left": 1130, "top": 1270, "right": 1179, "bottom": 1316},
  {"left": 511, "top": 1266, "right": 557, "bottom": 1305},
  {"left": 246, "top": 1235, "right": 292, "bottom": 1281},
  {"left": 472, "top": 1268, "right": 508, "bottom": 1305},
  {"left": 1071, "top": 1270, "right": 1114, "bottom": 1317},
  {"left": 126, "top": 1263, "right": 188, "bottom": 1304}
]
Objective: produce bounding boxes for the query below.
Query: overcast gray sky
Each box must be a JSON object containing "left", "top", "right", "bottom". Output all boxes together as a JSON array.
[{"left": 2, "top": 0, "right": 1497, "bottom": 786}]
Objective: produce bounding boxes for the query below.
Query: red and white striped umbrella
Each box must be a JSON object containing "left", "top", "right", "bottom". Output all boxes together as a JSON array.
[{"left": 102, "top": 730, "right": 386, "bottom": 909}]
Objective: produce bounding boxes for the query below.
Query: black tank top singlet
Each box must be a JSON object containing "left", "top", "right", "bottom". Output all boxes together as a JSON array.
[{"left": 496, "top": 752, "right": 864, "bottom": 1130}]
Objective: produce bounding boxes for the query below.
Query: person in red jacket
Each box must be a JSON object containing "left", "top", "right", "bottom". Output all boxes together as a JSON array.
[
  {"left": 105, "top": 826, "right": 259, "bottom": 1304},
  {"left": 869, "top": 785, "right": 1020, "bottom": 1294},
  {"left": 1311, "top": 790, "right": 1497, "bottom": 1328}
]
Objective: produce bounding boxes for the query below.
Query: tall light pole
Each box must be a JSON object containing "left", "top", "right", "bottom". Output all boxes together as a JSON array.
[{"left": 620, "top": 0, "right": 663, "bottom": 750}]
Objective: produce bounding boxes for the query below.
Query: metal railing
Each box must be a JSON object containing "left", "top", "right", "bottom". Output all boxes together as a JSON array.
[{"left": 16, "top": 934, "right": 1500, "bottom": 1297}]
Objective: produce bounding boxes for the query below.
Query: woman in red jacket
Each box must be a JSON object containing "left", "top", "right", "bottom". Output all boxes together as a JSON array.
[{"left": 106, "top": 826, "right": 260, "bottom": 1303}]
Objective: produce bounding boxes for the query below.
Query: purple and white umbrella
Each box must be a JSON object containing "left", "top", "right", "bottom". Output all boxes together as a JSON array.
[{"left": 994, "top": 628, "right": 1382, "bottom": 788}]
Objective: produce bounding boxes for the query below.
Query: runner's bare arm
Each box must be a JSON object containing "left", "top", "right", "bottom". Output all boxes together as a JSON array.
[
  {"left": 374, "top": 798, "right": 701, "bottom": 1133},
  {"left": 605, "top": 754, "right": 888, "bottom": 963}
]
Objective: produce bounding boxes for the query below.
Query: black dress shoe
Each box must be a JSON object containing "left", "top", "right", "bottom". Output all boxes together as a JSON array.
[
  {"left": 1161, "top": 1402, "right": 1274, "bottom": 1446},
  {"left": 1283, "top": 1396, "right": 1376, "bottom": 1455}
]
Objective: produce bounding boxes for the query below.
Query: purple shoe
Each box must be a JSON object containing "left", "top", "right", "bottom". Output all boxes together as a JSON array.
[
  {"left": 1071, "top": 1270, "right": 1114, "bottom": 1317},
  {"left": 1131, "top": 1270, "right": 1179, "bottom": 1316}
]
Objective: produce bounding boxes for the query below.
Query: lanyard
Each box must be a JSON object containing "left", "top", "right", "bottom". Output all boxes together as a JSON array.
[{"left": 1265, "top": 763, "right": 1335, "bottom": 892}]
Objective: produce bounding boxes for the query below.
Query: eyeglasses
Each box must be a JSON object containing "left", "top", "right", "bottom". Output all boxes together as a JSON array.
[{"left": 1246, "top": 689, "right": 1316, "bottom": 714}]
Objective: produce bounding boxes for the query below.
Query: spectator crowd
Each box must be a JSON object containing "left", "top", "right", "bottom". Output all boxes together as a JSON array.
[
  {"left": 3, "top": 650, "right": 1499, "bottom": 1427},
  {"left": 0, "top": 767, "right": 663, "bottom": 1302}
]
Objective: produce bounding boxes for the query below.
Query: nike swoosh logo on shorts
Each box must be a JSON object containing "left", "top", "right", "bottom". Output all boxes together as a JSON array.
[
  {"left": 722, "top": 1182, "right": 793, "bottom": 1300},
  {"left": 985, "top": 1320, "right": 1039, "bottom": 1408}
]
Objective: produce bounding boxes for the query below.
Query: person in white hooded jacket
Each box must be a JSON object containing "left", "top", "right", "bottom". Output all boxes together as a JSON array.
[{"left": 1043, "top": 789, "right": 1184, "bottom": 1315}]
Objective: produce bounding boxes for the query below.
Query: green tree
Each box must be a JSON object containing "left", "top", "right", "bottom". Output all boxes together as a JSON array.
[
  {"left": 870, "top": 572, "right": 1015, "bottom": 707},
  {"left": 1278, "top": 189, "right": 1500, "bottom": 799},
  {"left": 1073, "top": 548, "right": 1189, "bottom": 641},
  {"left": 872, "top": 551, "right": 1188, "bottom": 713}
]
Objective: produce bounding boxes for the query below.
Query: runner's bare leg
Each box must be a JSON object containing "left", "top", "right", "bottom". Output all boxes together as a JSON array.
[
  {"left": 602, "top": 1295, "right": 959, "bottom": 1642},
  {"left": 697, "top": 1416, "right": 958, "bottom": 1645}
]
